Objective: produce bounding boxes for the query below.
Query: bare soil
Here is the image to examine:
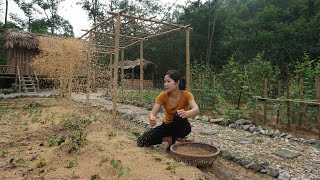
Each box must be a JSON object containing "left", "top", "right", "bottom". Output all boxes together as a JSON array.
[{"left": 0, "top": 98, "right": 272, "bottom": 180}]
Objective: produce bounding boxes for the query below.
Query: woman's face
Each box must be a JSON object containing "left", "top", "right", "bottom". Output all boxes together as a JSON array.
[{"left": 164, "top": 75, "right": 179, "bottom": 92}]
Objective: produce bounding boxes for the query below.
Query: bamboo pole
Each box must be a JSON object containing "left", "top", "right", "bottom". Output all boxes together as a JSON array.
[
  {"left": 140, "top": 39, "right": 144, "bottom": 102},
  {"left": 316, "top": 76, "right": 320, "bottom": 139},
  {"left": 121, "top": 49, "right": 124, "bottom": 97},
  {"left": 107, "top": 11, "right": 192, "bottom": 29},
  {"left": 198, "top": 74, "right": 201, "bottom": 107},
  {"left": 82, "top": 30, "right": 142, "bottom": 40},
  {"left": 112, "top": 13, "right": 121, "bottom": 118},
  {"left": 86, "top": 32, "right": 93, "bottom": 106},
  {"left": 298, "top": 78, "right": 304, "bottom": 127},
  {"left": 186, "top": 28, "right": 191, "bottom": 91},
  {"left": 79, "top": 10, "right": 121, "bottom": 39},
  {"left": 263, "top": 78, "right": 268, "bottom": 124},
  {"left": 286, "top": 80, "right": 291, "bottom": 130},
  {"left": 276, "top": 80, "right": 282, "bottom": 124}
]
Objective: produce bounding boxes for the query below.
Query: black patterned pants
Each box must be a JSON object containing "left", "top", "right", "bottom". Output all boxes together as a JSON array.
[{"left": 137, "top": 113, "right": 191, "bottom": 147}]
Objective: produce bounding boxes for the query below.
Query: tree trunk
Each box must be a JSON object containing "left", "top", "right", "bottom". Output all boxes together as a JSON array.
[
  {"left": 206, "top": 0, "right": 219, "bottom": 65},
  {"left": 5, "top": 0, "right": 8, "bottom": 25}
]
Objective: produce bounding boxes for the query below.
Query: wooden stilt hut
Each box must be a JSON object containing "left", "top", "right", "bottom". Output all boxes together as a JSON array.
[
  {"left": 122, "top": 59, "right": 155, "bottom": 89},
  {"left": 1, "top": 29, "right": 40, "bottom": 92}
]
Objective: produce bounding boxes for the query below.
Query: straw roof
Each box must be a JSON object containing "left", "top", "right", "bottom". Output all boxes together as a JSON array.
[
  {"left": 123, "top": 59, "right": 156, "bottom": 71},
  {"left": 4, "top": 29, "right": 39, "bottom": 50}
]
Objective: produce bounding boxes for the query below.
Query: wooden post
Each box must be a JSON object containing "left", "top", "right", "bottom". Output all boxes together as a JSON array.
[
  {"left": 298, "top": 78, "right": 304, "bottom": 128},
  {"left": 68, "top": 63, "right": 73, "bottom": 99},
  {"left": 112, "top": 13, "right": 121, "bottom": 118},
  {"left": 140, "top": 39, "right": 144, "bottom": 102},
  {"left": 202, "top": 74, "right": 205, "bottom": 107},
  {"left": 131, "top": 67, "right": 134, "bottom": 88},
  {"left": 198, "top": 74, "right": 201, "bottom": 107},
  {"left": 212, "top": 75, "right": 216, "bottom": 108},
  {"left": 286, "top": 80, "right": 291, "bottom": 130},
  {"left": 263, "top": 78, "right": 268, "bottom": 124},
  {"left": 108, "top": 53, "right": 113, "bottom": 94},
  {"left": 86, "top": 32, "right": 93, "bottom": 105},
  {"left": 186, "top": 28, "right": 191, "bottom": 91},
  {"left": 121, "top": 49, "right": 124, "bottom": 97},
  {"left": 276, "top": 80, "right": 282, "bottom": 124},
  {"left": 316, "top": 76, "right": 320, "bottom": 139}
]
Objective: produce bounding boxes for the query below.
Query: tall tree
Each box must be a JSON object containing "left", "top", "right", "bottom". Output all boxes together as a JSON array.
[
  {"left": 77, "top": 0, "right": 105, "bottom": 26},
  {"left": 5, "top": 0, "right": 8, "bottom": 25},
  {"left": 32, "top": 0, "right": 74, "bottom": 36}
]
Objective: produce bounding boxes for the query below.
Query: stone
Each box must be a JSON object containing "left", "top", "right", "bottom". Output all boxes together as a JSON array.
[
  {"left": 273, "top": 149, "right": 301, "bottom": 159},
  {"left": 195, "top": 115, "right": 201, "bottom": 120},
  {"left": 315, "top": 141, "right": 320, "bottom": 149},
  {"left": 273, "top": 130, "right": 281, "bottom": 137},
  {"left": 199, "top": 130, "right": 217, "bottom": 135},
  {"left": 229, "top": 123, "right": 237, "bottom": 128},
  {"left": 242, "top": 125, "right": 251, "bottom": 131},
  {"left": 277, "top": 171, "right": 290, "bottom": 180},
  {"left": 244, "top": 163, "right": 255, "bottom": 169},
  {"left": 268, "top": 130, "right": 274, "bottom": 136},
  {"left": 235, "top": 138, "right": 252, "bottom": 144},
  {"left": 235, "top": 119, "right": 252, "bottom": 125},
  {"left": 267, "top": 168, "right": 279, "bottom": 178},
  {"left": 248, "top": 126, "right": 256, "bottom": 133},
  {"left": 210, "top": 118, "right": 224, "bottom": 123}
]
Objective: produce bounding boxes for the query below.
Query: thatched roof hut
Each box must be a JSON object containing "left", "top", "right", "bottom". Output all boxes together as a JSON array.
[
  {"left": 3, "top": 29, "right": 39, "bottom": 75},
  {"left": 4, "top": 29, "right": 39, "bottom": 50},
  {"left": 123, "top": 59, "right": 156, "bottom": 80}
]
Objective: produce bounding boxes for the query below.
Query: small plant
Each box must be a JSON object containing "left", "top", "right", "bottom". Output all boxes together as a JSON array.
[
  {"left": 15, "top": 157, "right": 25, "bottom": 164},
  {"left": 129, "top": 131, "right": 141, "bottom": 140},
  {"left": 60, "top": 113, "right": 92, "bottom": 130},
  {"left": 69, "top": 130, "right": 86, "bottom": 152},
  {"left": 0, "top": 151, "right": 8, "bottom": 158},
  {"left": 110, "top": 159, "right": 130, "bottom": 179},
  {"left": 35, "top": 158, "right": 46, "bottom": 168},
  {"left": 100, "top": 155, "right": 109, "bottom": 165},
  {"left": 165, "top": 163, "right": 176, "bottom": 174},
  {"left": 65, "top": 159, "right": 77, "bottom": 168},
  {"left": 47, "top": 135, "right": 65, "bottom": 147}
]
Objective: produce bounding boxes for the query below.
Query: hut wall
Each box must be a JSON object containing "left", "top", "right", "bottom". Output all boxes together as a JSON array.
[
  {"left": 122, "top": 79, "right": 153, "bottom": 90},
  {"left": 6, "top": 48, "right": 35, "bottom": 76}
]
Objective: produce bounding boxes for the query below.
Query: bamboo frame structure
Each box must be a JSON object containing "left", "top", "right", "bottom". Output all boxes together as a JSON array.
[{"left": 79, "top": 9, "right": 192, "bottom": 118}]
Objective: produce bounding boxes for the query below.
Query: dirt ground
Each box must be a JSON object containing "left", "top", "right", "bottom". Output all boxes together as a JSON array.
[{"left": 0, "top": 98, "right": 272, "bottom": 180}]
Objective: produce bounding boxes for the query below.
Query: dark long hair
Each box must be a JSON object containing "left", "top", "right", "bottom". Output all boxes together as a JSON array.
[{"left": 166, "top": 70, "right": 186, "bottom": 90}]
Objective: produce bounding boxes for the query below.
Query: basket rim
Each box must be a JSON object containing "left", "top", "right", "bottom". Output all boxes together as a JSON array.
[{"left": 170, "top": 142, "right": 220, "bottom": 158}]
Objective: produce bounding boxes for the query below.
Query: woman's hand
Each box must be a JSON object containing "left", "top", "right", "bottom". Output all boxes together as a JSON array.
[
  {"left": 149, "top": 116, "right": 157, "bottom": 127},
  {"left": 177, "top": 109, "right": 188, "bottom": 118}
]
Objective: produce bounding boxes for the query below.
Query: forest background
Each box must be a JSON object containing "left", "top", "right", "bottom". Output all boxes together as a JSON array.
[{"left": 0, "top": 0, "right": 320, "bottom": 103}]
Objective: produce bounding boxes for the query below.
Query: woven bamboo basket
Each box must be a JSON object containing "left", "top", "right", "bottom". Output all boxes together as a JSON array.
[{"left": 170, "top": 142, "right": 220, "bottom": 167}]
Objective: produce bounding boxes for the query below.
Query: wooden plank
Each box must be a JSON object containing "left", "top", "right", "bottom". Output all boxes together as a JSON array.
[
  {"left": 263, "top": 78, "right": 268, "bottom": 124},
  {"left": 140, "top": 39, "right": 144, "bottom": 102},
  {"left": 112, "top": 14, "right": 121, "bottom": 118},
  {"left": 286, "top": 80, "right": 291, "bottom": 130},
  {"left": 316, "top": 76, "right": 320, "bottom": 139},
  {"left": 276, "top": 80, "right": 282, "bottom": 124},
  {"left": 186, "top": 28, "right": 191, "bottom": 91}
]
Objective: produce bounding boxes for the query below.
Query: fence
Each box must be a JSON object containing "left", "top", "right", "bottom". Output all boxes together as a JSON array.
[{"left": 192, "top": 74, "right": 320, "bottom": 139}]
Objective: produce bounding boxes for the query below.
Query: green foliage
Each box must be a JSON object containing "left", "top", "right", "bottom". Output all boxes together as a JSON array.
[
  {"left": 60, "top": 113, "right": 92, "bottom": 130},
  {"left": 219, "top": 55, "right": 245, "bottom": 105},
  {"left": 110, "top": 159, "right": 130, "bottom": 178},
  {"left": 190, "top": 59, "right": 216, "bottom": 109},
  {"left": 0, "top": 151, "right": 8, "bottom": 158},
  {"left": 69, "top": 130, "right": 87, "bottom": 152},
  {"left": 2, "top": 83, "right": 19, "bottom": 95},
  {"left": 47, "top": 135, "right": 65, "bottom": 147},
  {"left": 246, "top": 53, "right": 280, "bottom": 97},
  {"left": 129, "top": 131, "right": 141, "bottom": 140}
]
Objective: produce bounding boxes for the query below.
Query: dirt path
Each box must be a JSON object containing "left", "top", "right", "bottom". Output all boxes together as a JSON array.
[{"left": 70, "top": 92, "right": 275, "bottom": 180}]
